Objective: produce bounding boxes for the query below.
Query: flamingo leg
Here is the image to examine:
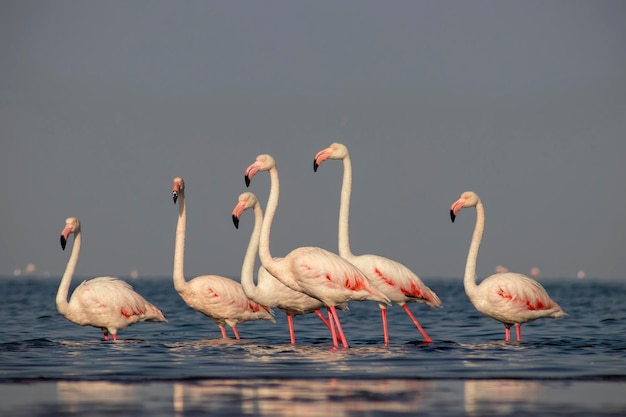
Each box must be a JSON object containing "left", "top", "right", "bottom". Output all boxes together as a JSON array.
[
  {"left": 381, "top": 307, "right": 390, "bottom": 346},
  {"left": 287, "top": 315, "right": 296, "bottom": 345},
  {"left": 401, "top": 304, "right": 433, "bottom": 343},
  {"left": 314, "top": 309, "right": 332, "bottom": 329},
  {"left": 220, "top": 327, "right": 228, "bottom": 339},
  {"left": 327, "top": 308, "right": 339, "bottom": 348},
  {"left": 103, "top": 331, "right": 109, "bottom": 341},
  {"left": 112, "top": 333, "right": 118, "bottom": 341},
  {"left": 329, "top": 306, "right": 349, "bottom": 348},
  {"left": 231, "top": 326, "right": 241, "bottom": 340},
  {"left": 504, "top": 326, "right": 511, "bottom": 342},
  {"left": 515, "top": 324, "right": 522, "bottom": 341}
]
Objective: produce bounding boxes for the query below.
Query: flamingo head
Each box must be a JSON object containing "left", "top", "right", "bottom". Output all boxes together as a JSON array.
[
  {"left": 245, "top": 154, "right": 275, "bottom": 187},
  {"left": 450, "top": 191, "right": 480, "bottom": 222},
  {"left": 231, "top": 191, "right": 259, "bottom": 229},
  {"left": 313, "top": 142, "right": 349, "bottom": 172},
  {"left": 60, "top": 217, "right": 80, "bottom": 250},
  {"left": 172, "top": 177, "right": 185, "bottom": 204}
]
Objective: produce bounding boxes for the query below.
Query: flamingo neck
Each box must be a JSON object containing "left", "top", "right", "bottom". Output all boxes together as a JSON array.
[
  {"left": 258, "top": 166, "right": 281, "bottom": 276},
  {"left": 464, "top": 201, "right": 485, "bottom": 298},
  {"left": 240, "top": 202, "right": 264, "bottom": 298},
  {"left": 173, "top": 192, "right": 188, "bottom": 293},
  {"left": 337, "top": 154, "right": 355, "bottom": 259},
  {"left": 56, "top": 232, "right": 80, "bottom": 316}
]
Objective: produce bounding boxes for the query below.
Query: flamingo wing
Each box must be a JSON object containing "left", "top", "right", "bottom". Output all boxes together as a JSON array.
[
  {"left": 352, "top": 254, "right": 441, "bottom": 307},
  {"left": 187, "top": 276, "right": 275, "bottom": 323},
  {"left": 480, "top": 273, "right": 564, "bottom": 323},
  {"left": 288, "top": 247, "right": 389, "bottom": 305},
  {"left": 70, "top": 277, "right": 165, "bottom": 328}
]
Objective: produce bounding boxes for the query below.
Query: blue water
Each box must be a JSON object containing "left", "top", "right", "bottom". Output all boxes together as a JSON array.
[{"left": 1, "top": 276, "right": 626, "bottom": 416}]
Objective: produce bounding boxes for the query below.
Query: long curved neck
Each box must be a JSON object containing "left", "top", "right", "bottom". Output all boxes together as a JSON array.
[
  {"left": 240, "top": 202, "right": 264, "bottom": 297},
  {"left": 258, "top": 166, "right": 281, "bottom": 276},
  {"left": 56, "top": 232, "right": 80, "bottom": 316},
  {"left": 464, "top": 201, "right": 485, "bottom": 298},
  {"left": 173, "top": 192, "right": 188, "bottom": 292},
  {"left": 337, "top": 154, "right": 355, "bottom": 259}
]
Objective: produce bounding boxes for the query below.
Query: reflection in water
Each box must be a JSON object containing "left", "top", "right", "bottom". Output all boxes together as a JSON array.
[
  {"left": 173, "top": 379, "right": 430, "bottom": 416},
  {"left": 1, "top": 379, "right": 622, "bottom": 416},
  {"left": 464, "top": 380, "right": 542, "bottom": 416}
]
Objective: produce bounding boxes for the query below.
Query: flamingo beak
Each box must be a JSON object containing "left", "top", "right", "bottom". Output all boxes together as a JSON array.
[
  {"left": 244, "top": 163, "right": 260, "bottom": 187},
  {"left": 449, "top": 199, "right": 466, "bottom": 223},
  {"left": 60, "top": 226, "right": 72, "bottom": 250},
  {"left": 313, "top": 147, "right": 333, "bottom": 172},
  {"left": 172, "top": 191, "right": 178, "bottom": 204},
  {"left": 231, "top": 201, "right": 246, "bottom": 229}
]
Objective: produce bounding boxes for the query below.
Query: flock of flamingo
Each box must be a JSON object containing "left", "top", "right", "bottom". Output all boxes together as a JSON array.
[{"left": 56, "top": 143, "right": 566, "bottom": 346}]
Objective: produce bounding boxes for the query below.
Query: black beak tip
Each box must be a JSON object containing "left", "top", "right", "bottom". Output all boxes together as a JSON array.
[
  {"left": 172, "top": 192, "right": 178, "bottom": 204},
  {"left": 245, "top": 176, "right": 251, "bottom": 187},
  {"left": 232, "top": 214, "right": 240, "bottom": 229},
  {"left": 60, "top": 236, "right": 67, "bottom": 250},
  {"left": 313, "top": 160, "right": 319, "bottom": 172},
  {"left": 450, "top": 210, "right": 456, "bottom": 223}
]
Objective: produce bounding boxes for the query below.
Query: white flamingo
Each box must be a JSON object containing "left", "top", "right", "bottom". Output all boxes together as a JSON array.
[
  {"left": 314, "top": 142, "right": 441, "bottom": 345},
  {"left": 57, "top": 217, "right": 166, "bottom": 340},
  {"left": 245, "top": 154, "right": 390, "bottom": 348},
  {"left": 232, "top": 191, "right": 345, "bottom": 344},
  {"left": 450, "top": 191, "right": 566, "bottom": 341},
  {"left": 172, "top": 177, "right": 275, "bottom": 339}
]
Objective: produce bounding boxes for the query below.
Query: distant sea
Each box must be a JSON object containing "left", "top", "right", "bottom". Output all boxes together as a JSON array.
[{"left": 1, "top": 276, "right": 625, "bottom": 416}]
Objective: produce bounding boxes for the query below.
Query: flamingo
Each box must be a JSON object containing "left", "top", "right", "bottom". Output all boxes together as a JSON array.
[
  {"left": 57, "top": 217, "right": 166, "bottom": 341},
  {"left": 244, "top": 154, "right": 390, "bottom": 348},
  {"left": 232, "top": 191, "right": 346, "bottom": 344},
  {"left": 314, "top": 142, "right": 441, "bottom": 345},
  {"left": 450, "top": 191, "right": 566, "bottom": 341},
  {"left": 171, "top": 177, "right": 275, "bottom": 339}
]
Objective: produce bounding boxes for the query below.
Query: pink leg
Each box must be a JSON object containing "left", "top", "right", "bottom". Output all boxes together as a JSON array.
[
  {"left": 402, "top": 304, "right": 433, "bottom": 342},
  {"left": 329, "top": 306, "right": 349, "bottom": 348},
  {"left": 381, "top": 308, "right": 389, "bottom": 346},
  {"left": 287, "top": 315, "right": 296, "bottom": 345},
  {"left": 232, "top": 326, "right": 241, "bottom": 340},
  {"left": 314, "top": 309, "right": 332, "bottom": 329},
  {"left": 327, "top": 308, "right": 339, "bottom": 348},
  {"left": 504, "top": 326, "right": 511, "bottom": 342},
  {"left": 515, "top": 324, "right": 521, "bottom": 341},
  {"left": 220, "top": 327, "right": 227, "bottom": 339},
  {"left": 112, "top": 333, "right": 118, "bottom": 341},
  {"left": 103, "top": 332, "right": 109, "bottom": 341}
]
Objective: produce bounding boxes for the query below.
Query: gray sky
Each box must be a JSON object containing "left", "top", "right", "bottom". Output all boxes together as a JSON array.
[{"left": 2, "top": 1, "right": 625, "bottom": 280}]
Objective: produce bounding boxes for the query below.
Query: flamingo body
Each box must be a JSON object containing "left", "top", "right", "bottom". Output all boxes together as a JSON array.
[
  {"left": 314, "top": 142, "right": 440, "bottom": 344},
  {"left": 172, "top": 177, "right": 274, "bottom": 340},
  {"left": 58, "top": 218, "right": 166, "bottom": 341},
  {"left": 245, "top": 154, "right": 389, "bottom": 348},
  {"left": 176, "top": 274, "right": 274, "bottom": 330},
  {"left": 450, "top": 191, "right": 566, "bottom": 341}
]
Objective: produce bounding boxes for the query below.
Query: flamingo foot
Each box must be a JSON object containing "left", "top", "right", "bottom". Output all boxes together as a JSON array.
[
  {"left": 327, "top": 308, "right": 339, "bottom": 348},
  {"left": 401, "top": 304, "right": 432, "bottom": 343},
  {"left": 315, "top": 309, "right": 332, "bottom": 329},
  {"left": 381, "top": 308, "right": 389, "bottom": 346},
  {"left": 287, "top": 315, "right": 296, "bottom": 345},
  {"left": 329, "top": 306, "right": 349, "bottom": 349},
  {"left": 232, "top": 326, "right": 241, "bottom": 340}
]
